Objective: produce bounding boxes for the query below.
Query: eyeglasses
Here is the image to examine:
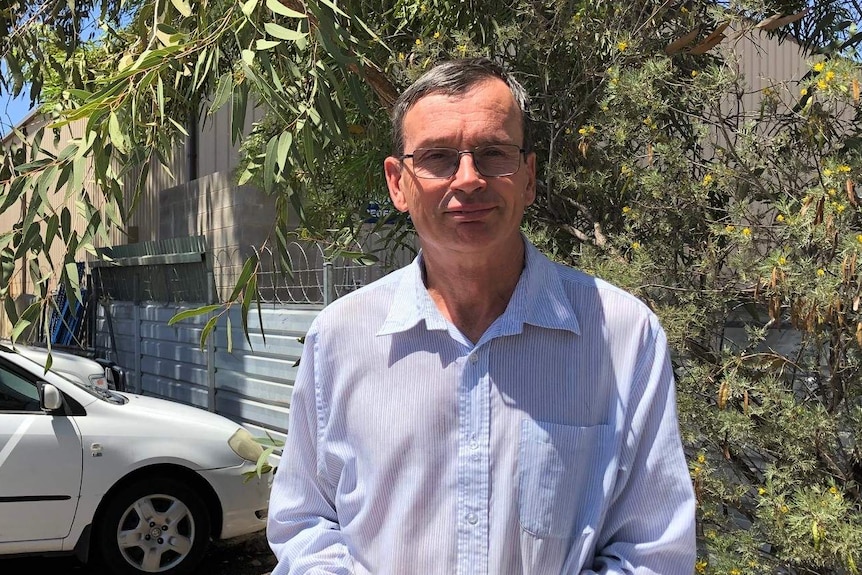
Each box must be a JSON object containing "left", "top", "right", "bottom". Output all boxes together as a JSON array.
[{"left": 399, "top": 144, "right": 526, "bottom": 179}]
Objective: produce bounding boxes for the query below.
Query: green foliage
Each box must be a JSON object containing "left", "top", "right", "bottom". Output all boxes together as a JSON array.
[{"left": 2, "top": 1, "right": 862, "bottom": 573}]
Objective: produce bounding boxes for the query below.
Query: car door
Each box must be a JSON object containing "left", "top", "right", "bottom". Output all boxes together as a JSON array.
[{"left": 0, "top": 359, "right": 83, "bottom": 542}]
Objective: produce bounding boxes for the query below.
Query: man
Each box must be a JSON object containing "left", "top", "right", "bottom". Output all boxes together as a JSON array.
[{"left": 267, "top": 57, "right": 696, "bottom": 574}]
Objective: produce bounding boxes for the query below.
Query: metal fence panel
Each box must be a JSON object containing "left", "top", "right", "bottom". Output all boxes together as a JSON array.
[
  {"left": 92, "top": 235, "right": 409, "bottom": 441},
  {"left": 95, "top": 301, "right": 319, "bottom": 440}
]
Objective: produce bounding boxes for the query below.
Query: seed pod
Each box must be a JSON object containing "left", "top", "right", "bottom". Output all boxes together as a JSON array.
[
  {"left": 769, "top": 296, "right": 781, "bottom": 322},
  {"left": 848, "top": 179, "right": 856, "bottom": 204},
  {"left": 578, "top": 140, "right": 588, "bottom": 158},
  {"left": 718, "top": 380, "right": 729, "bottom": 409},
  {"left": 812, "top": 521, "right": 821, "bottom": 551},
  {"left": 790, "top": 301, "right": 800, "bottom": 328},
  {"left": 693, "top": 474, "right": 702, "bottom": 503},
  {"left": 814, "top": 197, "right": 824, "bottom": 225},
  {"left": 853, "top": 78, "right": 860, "bottom": 102},
  {"left": 856, "top": 322, "right": 862, "bottom": 348},
  {"left": 805, "top": 306, "right": 815, "bottom": 331}
]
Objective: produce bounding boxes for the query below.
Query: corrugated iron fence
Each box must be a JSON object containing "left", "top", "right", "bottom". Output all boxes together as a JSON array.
[
  {"left": 93, "top": 233, "right": 415, "bottom": 441},
  {"left": 95, "top": 302, "right": 317, "bottom": 443}
]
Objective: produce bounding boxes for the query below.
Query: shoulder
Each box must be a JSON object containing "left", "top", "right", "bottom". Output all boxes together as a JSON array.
[
  {"left": 543, "top": 256, "right": 661, "bottom": 334},
  {"left": 309, "top": 265, "right": 409, "bottom": 333}
]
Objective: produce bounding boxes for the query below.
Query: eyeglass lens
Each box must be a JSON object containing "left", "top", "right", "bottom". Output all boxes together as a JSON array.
[{"left": 410, "top": 145, "right": 522, "bottom": 178}]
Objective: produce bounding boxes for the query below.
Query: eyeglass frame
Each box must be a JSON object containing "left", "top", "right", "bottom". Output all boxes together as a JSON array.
[{"left": 398, "top": 144, "right": 528, "bottom": 179}]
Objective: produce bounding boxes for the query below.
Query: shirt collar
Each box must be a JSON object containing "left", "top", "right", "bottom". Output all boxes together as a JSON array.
[
  {"left": 377, "top": 252, "right": 444, "bottom": 336},
  {"left": 377, "top": 237, "right": 580, "bottom": 337}
]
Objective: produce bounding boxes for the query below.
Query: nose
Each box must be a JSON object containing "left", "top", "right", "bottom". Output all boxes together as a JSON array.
[{"left": 450, "top": 152, "right": 485, "bottom": 193}]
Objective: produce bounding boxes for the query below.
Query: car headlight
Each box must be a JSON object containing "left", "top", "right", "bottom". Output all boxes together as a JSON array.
[
  {"left": 58, "top": 369, "right": 104, "bottom": 390},
  {"left": 88, "top": 373, "right": 109, "bottom": 390},
  {"left": 228, "top": 427, "right": 266, "bottom": 462}
]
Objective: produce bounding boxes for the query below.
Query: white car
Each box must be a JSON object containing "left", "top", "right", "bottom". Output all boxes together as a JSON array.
[{"left": 0, "top": 342, "right": 272, "bottom": 575}]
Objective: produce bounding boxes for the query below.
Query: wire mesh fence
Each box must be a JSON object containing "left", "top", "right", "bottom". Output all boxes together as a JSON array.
[
  {"left": 91, "top": 231, "right": 416, "bottom": 306},
  {"left": 213, "top": 233, "right": 416, "bottom": 305}
]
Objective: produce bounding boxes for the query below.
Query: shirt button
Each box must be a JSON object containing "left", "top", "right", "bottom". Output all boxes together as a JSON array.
[
  {"left": 470, "top": 440, "right": 479, "bottom": 450},
  {"left": 466, "top": 513, "right": 478, "bottom": 525},
  {"left": 469, "top": 353, "right": 478, "bottom": 364},
  {"left": 471, "top": 452, "right": 481, "bottom": 461}
]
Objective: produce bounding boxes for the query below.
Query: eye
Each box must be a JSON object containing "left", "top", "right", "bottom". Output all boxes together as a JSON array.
[
  {"left": 417, "top": 148, "right": 454, "bottom": 161},
  {"left": 478, "top": 146, "right": 509, "bottom": 159}
]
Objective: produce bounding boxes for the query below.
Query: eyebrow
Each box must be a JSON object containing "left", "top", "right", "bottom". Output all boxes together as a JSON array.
[{"left": 410, "top": 139, "right": 518, "bottom": 149}]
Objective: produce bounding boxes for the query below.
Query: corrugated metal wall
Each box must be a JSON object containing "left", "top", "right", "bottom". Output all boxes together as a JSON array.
[
  {"left": 95, "top": 301, "right": 320, "bottom": 441},
  {"left": 133, "top": 99, "right": 268, "bottom": 245},
  {"left": 732, "top": 28, "right": 809, "bottom": 103},
  {"left": 0, "top": 116, "right": 131, "bottom": 305},
  {"left": 0, "top": 96, "right": 265, "bottom": 280}
]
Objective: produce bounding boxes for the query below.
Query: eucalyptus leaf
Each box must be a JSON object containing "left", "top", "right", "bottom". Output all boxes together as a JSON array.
[
  {"left": 277, "top": 131, "right": 292, "bottom": 172},
  {"left": 168, "top": 305, "right": 224, "bottom": 325},
  {"left": 264, "top": 22, "right": 307, "bottom": 42},
  {"left": 170, "top": 0, "right": 192, "bottom": 17},
  {"left": 210, "top": 72, "right": 233, "bottom": 114},
  {"left": 241, "top": 0, "right": 259, "bottom": 17},
  {"left": 108, "top": 112, "right": 127, "bottom": 154},
  {"left": 266, "top": 0, "right": 306, "bottom": 18},
  {"left": 255, "top": 39, "right": 282, "bottom": 50},
  {"left": 199, "top": 315, "right": 219, "bottom": 351}
]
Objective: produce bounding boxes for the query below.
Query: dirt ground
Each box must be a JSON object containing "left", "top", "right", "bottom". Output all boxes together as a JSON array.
[
  {"left": 0, "top": 530, "right": 277, "bottom": 575},
  {"left": 197, "top": 531, "right": 277, "bottom": 575}
]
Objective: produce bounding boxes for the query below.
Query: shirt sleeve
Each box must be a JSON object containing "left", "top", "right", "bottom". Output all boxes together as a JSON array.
[
  {"left": 267, "top": 326, "right": 355, "bottom": 575},
  {"left": 580, "top": 322, "right": 696, "bottom": 575}
]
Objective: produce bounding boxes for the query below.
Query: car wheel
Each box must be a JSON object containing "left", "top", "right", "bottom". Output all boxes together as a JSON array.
[{"left": 95, "top": 477, "right": 211, "bottom": 575}]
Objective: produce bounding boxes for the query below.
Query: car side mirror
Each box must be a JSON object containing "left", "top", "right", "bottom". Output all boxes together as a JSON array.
[{"left": 39, "top": 383, "right": 63, "bottom": 411}]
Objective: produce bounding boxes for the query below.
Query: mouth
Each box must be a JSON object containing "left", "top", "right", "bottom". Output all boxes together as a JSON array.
[{"left": 446, "top": 206, "right": 496, "bottom": 219}]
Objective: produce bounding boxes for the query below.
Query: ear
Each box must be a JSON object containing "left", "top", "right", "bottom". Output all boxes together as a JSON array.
[
  {"left": 524, "top": 152, "right": 537, "bottom": 206},
  {"left": 384, "top": 156, "right": 410, "bottom": 212}
]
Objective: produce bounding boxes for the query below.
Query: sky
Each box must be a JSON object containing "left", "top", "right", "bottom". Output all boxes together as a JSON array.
[
  {"left": 0, "top": 12, "right": 115, "bottom": 138},
  {"left": 1, "top": 91, "right": 35, "bottom": 137}
]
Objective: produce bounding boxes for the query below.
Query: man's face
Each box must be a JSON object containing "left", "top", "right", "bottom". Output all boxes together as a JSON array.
[{"left": 384, "top": 78, "right": 536, "bottom": 259}]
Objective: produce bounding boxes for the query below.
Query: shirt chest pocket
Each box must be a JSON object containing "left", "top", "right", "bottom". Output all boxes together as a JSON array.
[{"left": 517, "top": 419, "right": 615, "bottom": 539}]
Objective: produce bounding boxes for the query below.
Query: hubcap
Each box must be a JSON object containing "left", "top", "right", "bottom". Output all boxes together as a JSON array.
[{"left": 116, "top": 493, "right": 196, "bottom": 573}]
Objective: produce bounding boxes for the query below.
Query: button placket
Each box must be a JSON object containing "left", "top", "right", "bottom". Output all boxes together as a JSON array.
[{"left": 457, "top": 346, "right": 490, "bottom": 575}]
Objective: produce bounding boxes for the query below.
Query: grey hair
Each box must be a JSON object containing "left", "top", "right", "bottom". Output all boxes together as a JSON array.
[{"left": 390, "top": 57, "right": 533, "bottom": 156}]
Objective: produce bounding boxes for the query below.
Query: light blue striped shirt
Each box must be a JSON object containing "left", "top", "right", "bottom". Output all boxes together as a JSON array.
[{"left": 268, "top": 239, "right": 696, "bottom": 574}]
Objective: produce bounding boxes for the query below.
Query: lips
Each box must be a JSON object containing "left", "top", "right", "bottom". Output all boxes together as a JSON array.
[
  {"left": 446, "top": 208, "right": 495, "bottom": 221},
  {"left": 446, "top": 205, "right": 496, "bottom": 218}
]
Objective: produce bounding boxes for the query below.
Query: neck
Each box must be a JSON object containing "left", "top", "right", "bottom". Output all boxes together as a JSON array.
[{"left": 421, "top": 239, "right": 526, "bottom": 343}]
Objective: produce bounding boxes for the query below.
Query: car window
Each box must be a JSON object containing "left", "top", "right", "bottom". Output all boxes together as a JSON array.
[{"left": 0, "top": 366, "right": 41, "bottom": 412}]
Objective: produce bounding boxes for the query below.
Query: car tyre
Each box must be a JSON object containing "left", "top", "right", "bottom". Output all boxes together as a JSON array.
[{"left": 95, "top": 477, "right": 211, "bottom": 575}]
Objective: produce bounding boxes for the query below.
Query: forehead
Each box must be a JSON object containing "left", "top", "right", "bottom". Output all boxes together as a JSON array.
[{"left": 402, "top": 79, "right": 523, "bottom": 147}]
